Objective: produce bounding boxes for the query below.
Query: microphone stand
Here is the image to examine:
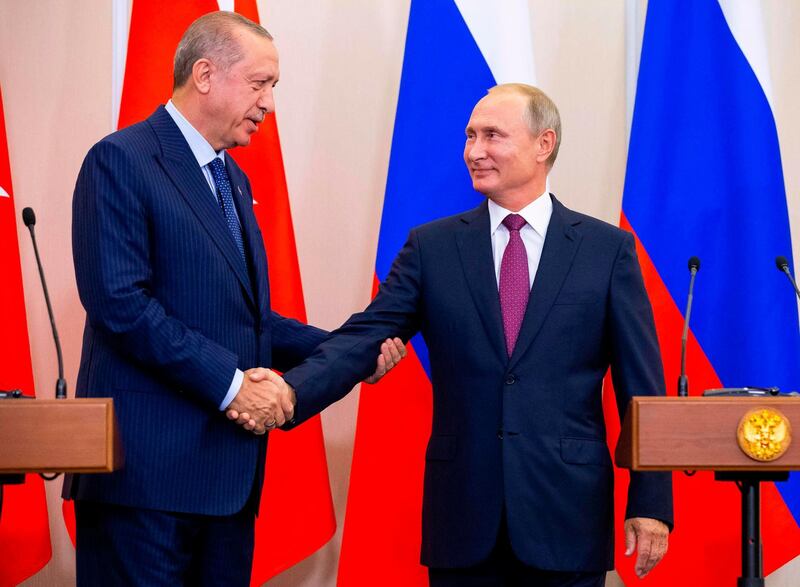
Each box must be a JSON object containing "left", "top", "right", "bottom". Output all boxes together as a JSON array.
[
  {"left": 24, "top": 209, "right": 67, "bottom": 399},
  {"left": 2, "top": 208, "right": 68, "bottom": 521}
]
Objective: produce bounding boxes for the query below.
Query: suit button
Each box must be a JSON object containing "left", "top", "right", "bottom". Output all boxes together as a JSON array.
[
  {"left": 497, "top": 430, "right": 504, "bottom": 440},
  {"left": 505, "top": 374, "right": 516, "bottom": 385}
]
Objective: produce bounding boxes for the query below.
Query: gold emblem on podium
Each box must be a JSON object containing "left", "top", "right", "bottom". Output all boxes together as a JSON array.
[{"left": 737, "top": 408, "right": 792, "bottom": 462}]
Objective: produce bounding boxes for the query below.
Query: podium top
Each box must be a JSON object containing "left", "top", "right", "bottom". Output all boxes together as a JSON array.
[
  {"left": 0, "top": 398, "right": 121, "bottom": 474},
  {"left": 616, "top": 396, "right": 800, "bottom": 471}
]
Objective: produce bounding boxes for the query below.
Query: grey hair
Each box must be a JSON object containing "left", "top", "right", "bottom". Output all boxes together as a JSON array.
[
  {"left": 173, "top": 11, "right": 273, "bottom": 89},
  {"left": 488, "top": 83, "right": 561, "bottom": 169}
]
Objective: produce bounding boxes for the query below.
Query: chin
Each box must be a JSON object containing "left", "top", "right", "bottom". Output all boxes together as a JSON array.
[
  {"left": 471, "top": 180, "right": 494, "bottom": 195},
  {"left": 232, "top": 135, "right": 252, "bottom": 149}
]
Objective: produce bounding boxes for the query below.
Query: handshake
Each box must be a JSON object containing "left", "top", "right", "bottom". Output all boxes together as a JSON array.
[
  {"left": 226, "top": 367, "right": 296, "bottom": 435},
  {"left": 226, "top": 337, "right": 406, "bottom": 435}
]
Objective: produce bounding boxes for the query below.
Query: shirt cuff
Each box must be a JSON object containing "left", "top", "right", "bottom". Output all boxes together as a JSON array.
[{"left": 219, "top": 369, "right": 244, "bottom": 410}]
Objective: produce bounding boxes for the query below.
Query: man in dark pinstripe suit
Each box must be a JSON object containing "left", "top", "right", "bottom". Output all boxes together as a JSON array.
[{"left": 66, "top": 11, "right": 403, "bottom": 586}]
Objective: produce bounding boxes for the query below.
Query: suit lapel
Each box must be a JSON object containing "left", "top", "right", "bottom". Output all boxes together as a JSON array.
[
  {"left": 508, "top": 195, "right": 582, "bottom": 370},
  {"left": 148, "top": 106, "right": 255, "bottom": 308},
  {"left": 226, "top": 159, "right": 269, "bottom": 318},
  {"left": 455, "top": 202, "right": 508, "bottom": 368}
]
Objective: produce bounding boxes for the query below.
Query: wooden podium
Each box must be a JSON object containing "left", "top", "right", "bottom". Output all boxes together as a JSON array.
[
  {"left": 0, "top": 398, "right": 122, "bottom": 474},
  {"left": 617, "top": 396, "right": 800, "bottom": 587}
]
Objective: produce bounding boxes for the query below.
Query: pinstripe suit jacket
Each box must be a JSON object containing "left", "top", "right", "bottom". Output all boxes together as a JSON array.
[{"left": 64, "top": 106, "right": 327, "bottom": 515}]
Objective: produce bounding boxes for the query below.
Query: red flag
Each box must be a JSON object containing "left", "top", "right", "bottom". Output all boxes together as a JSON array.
[
  {"left": 602, "top": 216, "right": 800, "bottom": 585},
  {"left": 232, "top": 0, "right": 336, "bottom": 581},
  {"left": 337, "top": 278, "right": 431, "bottom": 587},
  {"left": 0, "top": 85, "right": 52, "bottom": 586},
  {"left": 64, "top": 3, "right": 336, "bottom": 580}
]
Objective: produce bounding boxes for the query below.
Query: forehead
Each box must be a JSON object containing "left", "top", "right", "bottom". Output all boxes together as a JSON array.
[
  {"left": 466, "top": 92, "right": 527, "bottom": 129},
  {"left": 231, "top": 29, "right": 279, "bottom": 73}
]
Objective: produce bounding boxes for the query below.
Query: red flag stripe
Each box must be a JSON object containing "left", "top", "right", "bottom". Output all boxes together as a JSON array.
[
  {"left": 233, "top": 1, "right": 336, "bottom": 581},
  {"left": 337, "top": 275, "right": 431, "bottom": 586},
  {"left": 0, "top": 85, "right": 52, "bottom": 587},
  {"left": 604, "top": 215, "right": 800, "bottom": 585}
]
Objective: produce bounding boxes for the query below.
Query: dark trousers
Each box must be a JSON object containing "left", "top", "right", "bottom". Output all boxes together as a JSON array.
[
  {"left": 428, "top": 516, "right": 606, "bottom": 587},
  {"left": 75, "top": 500, "right": 255, "bottom": 587}
]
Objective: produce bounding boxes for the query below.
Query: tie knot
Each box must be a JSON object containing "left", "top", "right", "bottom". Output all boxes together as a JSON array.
[
  {"left": 502, "top": 214, "right": 527, "bottom": 232},
  {"left": 208, "top": 157, "right": 226, "bottom": 178}
]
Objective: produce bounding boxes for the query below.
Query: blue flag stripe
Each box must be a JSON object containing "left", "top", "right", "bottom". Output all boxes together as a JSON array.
[{"left": 376, "top": 0, "right": 496, "bottom": 376}]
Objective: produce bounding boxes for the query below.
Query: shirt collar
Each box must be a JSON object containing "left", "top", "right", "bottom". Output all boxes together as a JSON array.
[
  {"left": 165, "top": 100, "right": 225, "bottom": 168},
  {"left": 488, "top": 191, "right": 552, "bottom": 238}
]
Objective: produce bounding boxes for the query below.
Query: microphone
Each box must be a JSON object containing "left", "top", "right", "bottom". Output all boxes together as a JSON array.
[
  {"left": 678, "top": 256, "right": 701, "bottom": 397},
  {"left": 22, "top": 207, "right": 67, "bottom": 399},
  {"left": 775, "top": 256, "right": 800, "bottom": 300}
]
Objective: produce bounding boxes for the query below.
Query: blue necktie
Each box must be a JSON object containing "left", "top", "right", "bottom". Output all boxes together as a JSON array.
[{"left": 208, "top": 157, "right": 246, "bottom": 262}]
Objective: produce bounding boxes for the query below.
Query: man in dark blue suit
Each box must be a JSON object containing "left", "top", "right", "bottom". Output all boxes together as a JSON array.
[
  {"left": 236, "top": 84, "right": 674, "bottom": 586},
  {"left": 67, "top": 11, "right": 402, "bottom": 586}
]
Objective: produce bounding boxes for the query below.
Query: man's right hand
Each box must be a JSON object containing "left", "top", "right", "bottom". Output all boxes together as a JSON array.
[{"left": 226, "top": 368, "right": 295, "bottom": 435}]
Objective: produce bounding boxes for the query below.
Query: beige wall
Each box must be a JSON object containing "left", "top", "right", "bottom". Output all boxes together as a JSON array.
[
  {"left": 0, "top": 2, "right": 112, "bottom": 584},
  {"left": 1, "top": 1, "right": 799, "bottom": 585}
]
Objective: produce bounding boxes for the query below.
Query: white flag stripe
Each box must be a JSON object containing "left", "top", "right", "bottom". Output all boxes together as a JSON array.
[
  {"left": 112, "top": 0, "right": 129, "bottom": 130},
  {"left": 718, "top": 0, "right": 800, "bottom": 336},
  {"left": 718, "top": 0, "right": 774, "bottom": 107},
  {"left": 454, "top": 0, "right": 536, "bottom": 85}
]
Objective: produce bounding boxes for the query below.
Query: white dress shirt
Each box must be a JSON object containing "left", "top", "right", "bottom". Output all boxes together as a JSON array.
[
  {"left": 164, "top": 100, "right": 244, "bottom": 410},
  {"left": 488, "top": 191, "right": 553, "bottom": 290}
]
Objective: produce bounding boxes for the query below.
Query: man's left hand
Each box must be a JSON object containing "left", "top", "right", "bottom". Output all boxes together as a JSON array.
[
  {"left": 624, "top": 517, "right": 669, "bottom": 578},
  {"left": 363, "top": 337, "right": 406, "bottom": 384}
]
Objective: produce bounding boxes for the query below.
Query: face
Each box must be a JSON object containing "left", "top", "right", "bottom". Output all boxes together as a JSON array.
[
  {"left": 204, "top": 29, "right": 280, "bottom": 151},
  {"left": 464, "top": 92, "right": 548, "bottom": 204}
]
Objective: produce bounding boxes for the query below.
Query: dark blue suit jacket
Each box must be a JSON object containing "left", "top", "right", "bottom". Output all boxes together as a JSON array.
[
  {"left": 65, "top": 106, "right": 327, "bottom": 516},
  {"left": 283, "top": 197, "right": 673, "bottom": 572}
]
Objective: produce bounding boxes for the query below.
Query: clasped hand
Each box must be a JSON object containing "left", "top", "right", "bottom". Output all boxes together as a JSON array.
[{"left": 225, "top": 368, "right": 295, "bottom": 435}]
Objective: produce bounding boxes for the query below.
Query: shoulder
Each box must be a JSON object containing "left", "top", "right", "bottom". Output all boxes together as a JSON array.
[
  {"left": 555, "top": 198, "right": 631, "bottom": 246},
  {"left": 411, "top": 202, "right": 487, "bottom": 237},
  {"left": 86, "top": 109, "right": 167, "bottom": 164},
  {"left": 104, "top": 117, "right": 158, "bottom": 150},
  {"left": 83, "top": 122, "right": 157, "bottom": 171}
]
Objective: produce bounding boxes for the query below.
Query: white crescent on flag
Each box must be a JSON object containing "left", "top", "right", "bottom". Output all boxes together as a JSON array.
[{"left": 0, "top": 185, "right": 9, "bottom": 198}]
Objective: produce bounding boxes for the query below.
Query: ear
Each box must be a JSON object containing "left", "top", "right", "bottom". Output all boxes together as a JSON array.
[
  {"left": 535, "top": 128, "right": 557, "bottom": 165},
  {"left": 191, "top": 58, "right": 213, "bottom": 95}
]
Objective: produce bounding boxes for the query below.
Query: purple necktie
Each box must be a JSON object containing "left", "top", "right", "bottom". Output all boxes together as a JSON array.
[{"left": 500, "top": 214, "right": 530, "bottom": 356}]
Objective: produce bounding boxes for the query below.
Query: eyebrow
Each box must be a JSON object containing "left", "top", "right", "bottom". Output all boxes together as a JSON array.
[{"left": 465, "top": 125, "right": 505, "bottom": 135}]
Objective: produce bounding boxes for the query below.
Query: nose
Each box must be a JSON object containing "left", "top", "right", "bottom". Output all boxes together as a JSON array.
[
  {"left": 257, "top": 86, "right": 275, "bottom": 114},
  {"left": 466, "top": 138, "right": 486, "bottom": 162}
]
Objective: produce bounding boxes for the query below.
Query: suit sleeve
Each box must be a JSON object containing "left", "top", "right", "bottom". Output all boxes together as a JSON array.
[
  {"left": 72, "top": 139, "right": 238, "bottom": 408},
  {"left": 269, "top": 311, "right": 329, "bottom": 373},
  {"left": 283, "top": 230, "right": 424, "bottom": 424},
  {"left": 607, "top": 231, "right": 674, "bottom": 529}
]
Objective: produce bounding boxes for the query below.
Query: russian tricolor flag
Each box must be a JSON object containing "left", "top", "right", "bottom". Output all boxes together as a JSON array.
[{"left": 619, "top": 0, "right": 800, "bottom": 583}]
